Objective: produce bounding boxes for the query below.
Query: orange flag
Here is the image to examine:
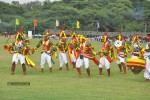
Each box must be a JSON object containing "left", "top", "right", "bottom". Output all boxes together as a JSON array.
[{"left": 34, "top": 19, "right": 38, "bottom": 27}]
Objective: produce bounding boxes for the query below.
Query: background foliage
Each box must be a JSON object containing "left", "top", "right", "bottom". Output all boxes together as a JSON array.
[{"left": 0, "top": 0, "right": 150, "bottom": 34}]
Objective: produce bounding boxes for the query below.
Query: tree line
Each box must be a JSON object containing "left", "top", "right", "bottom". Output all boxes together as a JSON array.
[{"left": 0, "top": 0, "right": 150, "bottom": 34}]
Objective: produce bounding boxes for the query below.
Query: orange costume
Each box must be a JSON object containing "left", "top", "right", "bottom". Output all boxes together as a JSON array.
[
  {"left": 97, "top": 33, "right": 115, "bottom": 76},
  {"left": 32, "top": 31, "right": 53, "bottom": 72}
]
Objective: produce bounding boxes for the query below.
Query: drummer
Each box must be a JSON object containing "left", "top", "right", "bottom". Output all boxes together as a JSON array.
[
  {"left": 115, "top": 33, "right": 127, "bottom": 74},
  {"left": 131, "top": 33, "right": 143, "bottom": 58},
  {"left": 144, "top": 34, "right": 150, "bottom": 81}
]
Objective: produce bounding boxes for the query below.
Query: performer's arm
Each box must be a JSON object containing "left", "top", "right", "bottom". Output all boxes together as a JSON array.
[{"left": 32, "top": 40, "right": 42, "bottom": 53}]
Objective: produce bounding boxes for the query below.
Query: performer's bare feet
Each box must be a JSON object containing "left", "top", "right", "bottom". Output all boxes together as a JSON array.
[
  {"left": 145, "top": 79, "right": 149, "bottom": 82},
  {"left": 11, "top": 72, "right": 14, "bottom": 75},
  {"left": 78, "top": 75, "right": 82, "bottom": 78},
  {"left": 120, "top": 70, "right": 123, "bottom": 74},
  {"left": 23, "top": 72, "right": 27, "bottom": 75},
  {"left": 99, "top": 74, "right": 102, "bottom": 77},
  {"left": 41, "top": 68, "right": 44, "bottom": 72},
  {"left": 59, "top": 67, "right": 62, "bottom": 70},
  {"left": 50, "top": 68, "right": 52, "bottom": 72},
  {"left": 66, "top": 68, "right": 69, "bottom": 71}
]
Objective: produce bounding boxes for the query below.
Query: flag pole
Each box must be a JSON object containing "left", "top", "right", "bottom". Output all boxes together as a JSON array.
[{"left": 34, "top": 26, "right": 35, "bottom": 36}]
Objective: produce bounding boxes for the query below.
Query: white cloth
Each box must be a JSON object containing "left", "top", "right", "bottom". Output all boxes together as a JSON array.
[
  {"left": 131, "top": 52, "right": 140, "bottom": 59},
  {"left": 12, "top": 53, "right": 25, "bottom": 65},
  {"left": 41, "top": 52, "right": 52, "bottom": 68},
  {"left": 99, "top": 57, "right": 110, "bottom": 69},
  {"left": 76, "top": 57, "right": 89, "bottom": 69},
  {"left": 143, "top": 42, "right": 150, "bottom": 79},
  {"left": 71, "top": 54, "right": 76, "bottom": 63},
  {"left": 116, "top": 52, "right": 125, "bottom": 64},
  {"left": 59, "top": 52, "right": 68, "bottom": 68}
]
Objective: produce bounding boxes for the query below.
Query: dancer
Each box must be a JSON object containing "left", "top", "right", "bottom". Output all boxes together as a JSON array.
[
  {"left": 144, "top": 34, "right": 150, "bottom": 81},
  {"left": 32, "top": 30, "right": 53, "bottom": 72},
  {"left": 114, "top": 33, "right": 127, "bottom": 74},
  {"left": 56, "top": 30, "right": 69, "bottom": 71},
  {"left": 97, "top": 32, "right": 115, "bottom": 77}
]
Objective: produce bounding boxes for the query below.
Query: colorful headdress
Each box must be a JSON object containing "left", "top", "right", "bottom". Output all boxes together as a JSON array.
[
  {"left": 44, "top": 30, "right": 50, "bottom": 37},
  {"left": 147, "top": 33, "right": 150, "bottom": 42},
  {"left": 102, "top": 32, "right": 108, "bottom": 42},
  {"left": 117, "top": 31, "right": 124, "bottom": 41},
  {"left": 15, "top": 28, "right": 26, "bottom": 40},
  {"left": 71, "top": 28, "right": 77, "bottom": 39},
  {"left": 59, "top": 27, "right": 66, "bottom": 39},
  {"left": 133, "top": 33, "right": 139, "bottom": 42}
]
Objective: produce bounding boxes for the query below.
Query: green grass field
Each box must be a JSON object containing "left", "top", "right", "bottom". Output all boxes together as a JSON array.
[{"left": 0, "top": 36, "right": 150, "bottom": 100}]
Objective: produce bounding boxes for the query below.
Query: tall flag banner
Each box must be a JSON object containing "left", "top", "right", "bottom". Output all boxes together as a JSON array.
[
  {"left": 0, "top": 19, "right": 1, "bottom": 23},
  {"left": 16, "top": 18, "right": 20, "bottom": 25},
  {"left": 34, "top": 19, "right": 38, "bottom": 27},
  {"left": 56, "top": 19, "right": 59, "bottom": 27},
  {"left": 97, "top": 21, "right": 100, "bottom": 28},
  {"left": 76, "top": 20, "right": 80, "bottom": 28}
]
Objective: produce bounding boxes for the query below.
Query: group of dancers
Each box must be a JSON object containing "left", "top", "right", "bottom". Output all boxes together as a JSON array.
[{"left": 3, "top": 28, "right": 150, "bottom": 81}]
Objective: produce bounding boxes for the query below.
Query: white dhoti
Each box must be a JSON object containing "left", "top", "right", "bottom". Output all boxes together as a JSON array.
[
  {"left": 116, "top": 52, "right": 125, "bottom": 64},
  {"left": 59, "top": 52, "right": 68, "bottom": 68},
  {"left": 76, "top": 57, "right": 89, "bottom": 69},
  {"left": 99, "top": 57, "right": 110, "bottom": 69},
  {"left": 12, "top": 53, "right": 25, "bottom": 65},
  {"left": 41, "top": 52, "right": 52, "bottom": 68},
  {"left": 70, "top": 54, "right": 76, "bottom": 63},
  {"left": 144, "top": 54, "right": 150, "bottom": 79}
]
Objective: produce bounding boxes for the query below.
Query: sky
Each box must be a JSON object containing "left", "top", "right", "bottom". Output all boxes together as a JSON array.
[{"left": 0, "top": 0, "right": 60, "bottom": 4}]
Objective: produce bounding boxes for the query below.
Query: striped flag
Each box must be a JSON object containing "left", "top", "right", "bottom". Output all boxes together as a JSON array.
[
  {"left": 16, "top": 18, "right": 20, "bottom": 25},
  {"left": 56, "top": 19, "right": 59, "bottom": 27},
  {"left": 34, "top": 19, "right": 38, "bottom": 27},
  {"left": 76, "top": 20, "right": 80, "bottom": 28}
]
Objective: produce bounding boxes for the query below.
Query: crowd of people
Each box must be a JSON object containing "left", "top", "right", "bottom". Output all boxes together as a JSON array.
[{"left": 3, "top": 28, "right": 150, "bottom": 82}]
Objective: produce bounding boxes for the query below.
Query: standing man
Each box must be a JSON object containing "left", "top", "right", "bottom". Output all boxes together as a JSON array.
[
  {"left": 75, "top": 36, "right": 91, "bottom": 78},
  {"left": 68, "top": 30, "right": 79, "bottom": 68},
  {"left": 97, "top": 32, "right": 115, "bottom": 77},
  {"left": 131, "top": 33, "right": 143, "bottom": 58},
  {"left": 32, "top": 30, "right": 53, "bottom": 72},
  {"left": 114, "top": 33, "right": 127, "bottom": 74},
  {"left": 144, "top": 34, "right": 150, "bottom": 81},
  {"left": 56, "top": 30, "right": 69, "bottom": 71},
  {"left": 4, "top": 29, "right": 28, "bottom": 75}
]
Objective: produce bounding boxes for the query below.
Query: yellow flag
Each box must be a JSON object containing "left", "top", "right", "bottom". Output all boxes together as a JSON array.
[
  {"left": 16, "top": 18, "right": 20, "bottom": 25},
  {"left": 76, "top": 20, "right": 80, "bottom": 28}
]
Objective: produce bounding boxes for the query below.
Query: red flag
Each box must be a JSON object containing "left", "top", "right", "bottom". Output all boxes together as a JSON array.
[{"left": 34, "top": 19, "right": 38, "bottom": 27}]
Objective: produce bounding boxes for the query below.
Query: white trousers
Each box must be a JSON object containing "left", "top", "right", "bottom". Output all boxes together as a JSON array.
[
  {"left": 12, "top": 53, "right": 25, "bottom": 65},
  {"left": 116, "top": 54, "right": 125, "bottom": 64},
  {"left": 41, "top": 52, "right": 52, "bottom": 68},
  {"left": 144, "top": 55, "right": 150, "bottom": 79},
  {"left": 99, "top": 57, "right": 110, "bottom": 69},
  {"left": 70, "top": 54, "right": 76, "bottom": 63},
  {"left": 59, "top": 52, "right": 68, "bottom": 68},
  {"left": 76, "top": 57, "right": 89, "bottom": 69}
]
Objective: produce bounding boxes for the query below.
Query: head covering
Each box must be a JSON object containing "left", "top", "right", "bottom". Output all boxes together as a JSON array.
[
  {"left": 133, "top": 33, "right": 139, "bottom": 42},
  {"left": 15, "top": 28, "right": 26, "bottom": 40},
  {"left": 71, "top": 28, "right": 77, "bottom": 39},
  {"left": 44, "top": 30, "right": 50, "bottom": 37},
  {"left": 59, "top": 27, "right": 66, "bottom": 39},
  {"left": 147, "top": 33, "right": 150, "bottom": 42},
  {"left": 102, "top": 32, "right": 108, "bottom": 43}
]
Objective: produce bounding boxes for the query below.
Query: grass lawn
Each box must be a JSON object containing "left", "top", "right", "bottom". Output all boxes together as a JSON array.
[{"left": 0, "top": 36, "right": 150, "bottom": 100}]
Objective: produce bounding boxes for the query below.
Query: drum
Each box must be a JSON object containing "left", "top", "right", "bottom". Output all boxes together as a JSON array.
[{"left": 127, "top": 58, "right": 145, "bottom": 74}]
